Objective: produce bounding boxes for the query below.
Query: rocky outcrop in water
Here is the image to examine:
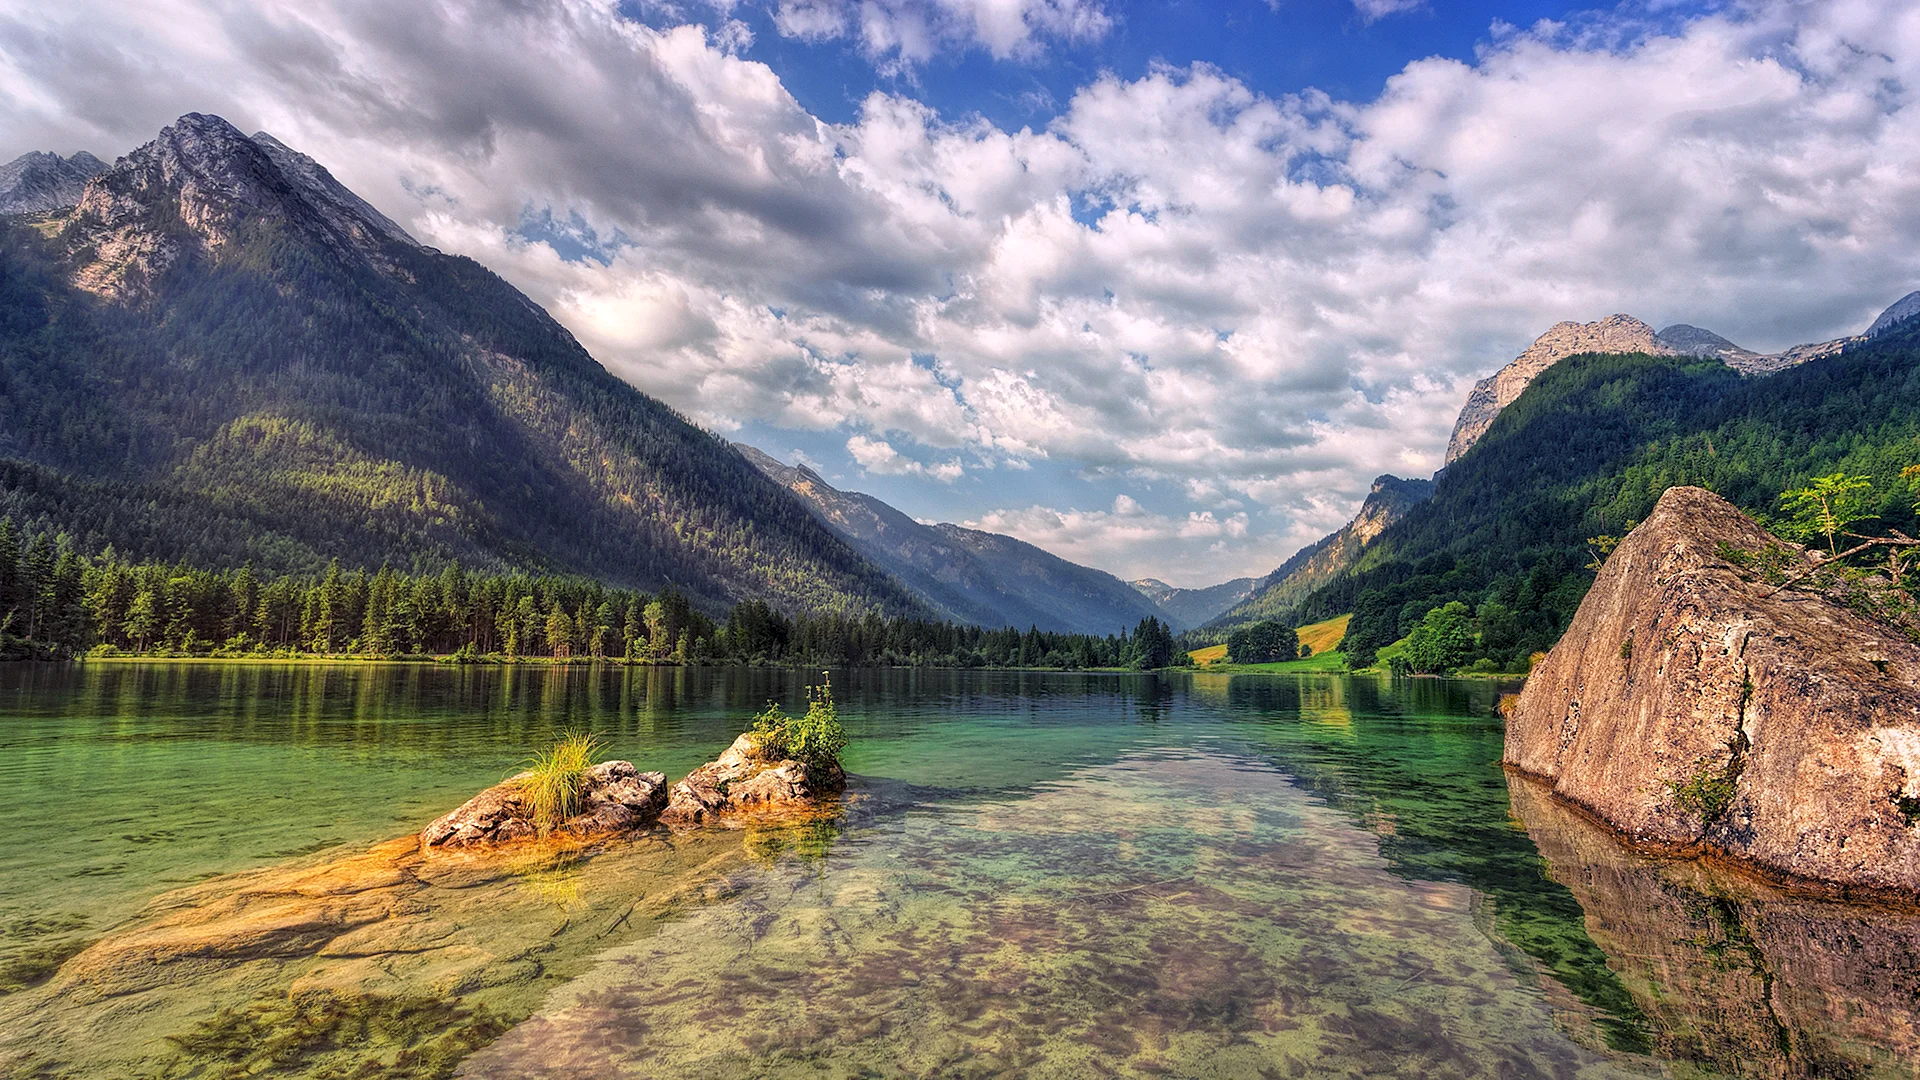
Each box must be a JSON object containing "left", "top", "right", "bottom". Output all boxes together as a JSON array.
[
  {"left": 419, "top": 761, "right": 667, "bottom": 850},
  {"left": 1505, "top": 486, "right": 1920, "bottom": 896},
  {"left": 661, "top": 733, "right": 845, "bottom": 825}
]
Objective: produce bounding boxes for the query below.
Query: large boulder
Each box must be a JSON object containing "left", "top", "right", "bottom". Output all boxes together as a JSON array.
[
  {"left": 660, "top": 733, "right": 844, "bottom": 826},
  {"left": 1506, "top": 486, "right": 1920, "bottom": 895},
  {"left": 419, "top": 761, "right": 667, "bottom": 851}
]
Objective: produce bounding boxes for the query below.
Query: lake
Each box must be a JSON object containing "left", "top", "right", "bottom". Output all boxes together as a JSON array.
[{"left": 0, "top": 663, "right": 1915, "bottom": 1078}]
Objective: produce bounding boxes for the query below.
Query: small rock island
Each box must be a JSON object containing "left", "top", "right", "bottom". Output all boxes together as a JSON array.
[
  {"left": 420, "top": 687, "right": 849, "bottom": 851},
  {"left": 1506, "top": 486, "right": 1920, "bottom": 896}
]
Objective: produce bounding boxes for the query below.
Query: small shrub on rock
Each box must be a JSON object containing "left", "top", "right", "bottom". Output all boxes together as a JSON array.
[{"left": 751, "top": 674, "right": 848, "bottom": 773}]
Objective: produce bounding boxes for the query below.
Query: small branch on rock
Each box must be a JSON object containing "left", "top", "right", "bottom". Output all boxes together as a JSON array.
[{"left": 1763, "top": 534, "right": 1920, "bottom": 597}]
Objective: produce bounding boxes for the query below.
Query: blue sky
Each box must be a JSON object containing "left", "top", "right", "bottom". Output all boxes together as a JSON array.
[
  {"left": 5, "top": 0, "right": 1917, "bottom": 585},
  {"left": 709, "top": 0, "right": 1602, "bottom": 128}
]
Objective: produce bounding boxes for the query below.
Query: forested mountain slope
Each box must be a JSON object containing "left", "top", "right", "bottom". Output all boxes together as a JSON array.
[
  {"left": 739, "top": 445, "right": 1172, "bottom": 633},
  {"left": 1196, "top": 475, "right": 1432, "bottom": 640},
  {"left": 1300, "top": 325, "right": 1920, "bottom": 669},
  {"left": 0, "top": 113, "right": 925, "bottom": 616}
]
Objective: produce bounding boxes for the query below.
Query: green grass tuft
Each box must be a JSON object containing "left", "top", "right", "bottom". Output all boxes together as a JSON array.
[{"left": 519, "top": 731, "right": 604, "bottom": 834}]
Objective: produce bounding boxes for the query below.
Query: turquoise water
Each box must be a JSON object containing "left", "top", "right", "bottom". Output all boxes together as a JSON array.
[{"left": 1, "top": 664, "right": 1915, "bottom": 1078}]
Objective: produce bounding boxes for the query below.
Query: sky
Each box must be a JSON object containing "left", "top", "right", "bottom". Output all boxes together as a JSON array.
[{"left": 3, "top": 0, "right": 1918, "bottom": 587}]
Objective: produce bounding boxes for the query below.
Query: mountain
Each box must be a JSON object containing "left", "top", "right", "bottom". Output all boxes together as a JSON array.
[
  {"left": 1127, "top": 577, "right": 1257, "bottom": 628},
  {"left": 739, "top": 445, "right": 1173, "bottom": 634},
  {"left": 0, "top": 151, "right": 107, "bottom": 215},
  {"left": 1648, "top": 324, "right": 1760, "bottom": 368},
  {"left": 1445, "top": 295, "right": 1920, "bottom": 465},
  {"left": 1445, "top": 316, "right": 1678, "bottom": 465},
  {"left": 1198, "top": 474, "right": 1434, "bottom": 637},
  {"left": 0, "top": 113, "right": 927, "bottom": 615},
  {"left": 1304, "top": 318, "right": 1920, "bottom": 670}
]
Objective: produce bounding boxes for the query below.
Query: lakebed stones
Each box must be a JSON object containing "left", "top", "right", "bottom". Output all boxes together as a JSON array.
[
  {"left": 1505, "top": 485, "right": 1920, "bottom": 896},
  {"left": 660, "top": 732, "right": 846, "bottom": 826},
  {"left": 419, "top": 761, "right": 668, "bottom": 851}
]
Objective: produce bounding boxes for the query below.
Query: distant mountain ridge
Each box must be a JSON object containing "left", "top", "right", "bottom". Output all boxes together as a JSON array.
[
  {"left": 0, "top": 150, "right": 107, "bottom": 215},
  {"left": 738, "top": 445, "right": 1175, "bottom": 634},
  {"left": 0, "top": 113, "right": 928, "bottom": 616},
  {"left": 1444, "top": 294, "right": 1920, "bottom": 465},
  {"left": 1199, "top": 474, "right": 1434, "bottom": 637},
  {"left": 1128, "top": 577, "right": 1257, "bottom": 628}
]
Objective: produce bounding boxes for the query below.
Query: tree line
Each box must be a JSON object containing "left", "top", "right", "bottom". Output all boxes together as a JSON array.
[{"left": 0, "top": 522, "right": 1188, "bottom": 670}]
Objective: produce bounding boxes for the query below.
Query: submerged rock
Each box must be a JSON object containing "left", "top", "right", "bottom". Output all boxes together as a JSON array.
[
  {"left": 419, "top": 761, "right": 667, "bottom": 851},
  {"left": 1506, "top": 486, "right": 1920, "bottom": 895},
  {"left": 660, "top": 733, "right": 845, "bottom": 825}
]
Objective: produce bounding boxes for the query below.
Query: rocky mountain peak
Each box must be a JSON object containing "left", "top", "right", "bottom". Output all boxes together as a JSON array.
[
  {"left": 84, "top": 112, "right": 287, "bottom": 216},
  {"left": 249, "top": 130, "right": 418, "bottom": 248},
  {"left": 1652, "top": 323, "right": 1755, "bottom": 361},
  {"left": 1353, "top": 474, "right": 1434, "bottom": 543},
  {"left": 1866, "top": 290, "right": 1920, "bottom": 338},
  {"left": 1443, "top": 315, "right": 1675, "bottom": 465},
  {"left": 0, "top": 148, "right": 109, "bottom": 215},
  {"left": 58, "top": 112, "right": 421, "bottom": 300}
]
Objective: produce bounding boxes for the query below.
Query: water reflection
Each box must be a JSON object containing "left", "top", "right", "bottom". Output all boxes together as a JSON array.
[
  {"left": 1510, "top": 776, "right": 1920, "bottom": 1079},
  {"left": 1, "top": 664, "right": 1914, "bottom": 1078}
]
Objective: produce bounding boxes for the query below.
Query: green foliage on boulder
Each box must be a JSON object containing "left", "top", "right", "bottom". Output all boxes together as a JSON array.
[{"left": 750, "top": 674, "right": 848, "bottom": 772}]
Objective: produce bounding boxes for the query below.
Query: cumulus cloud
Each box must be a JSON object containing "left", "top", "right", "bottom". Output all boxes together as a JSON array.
[
  {"left": 846, "top": 434, "right": 966, "bottom": 482},
  {"left": 772, "top": 0, "right": 1111, "bottom": 67},
  {"left": 965, "top": 495, "right": 1252, "bottom": 581},
  {"left": 2, "top": 0, "right": 1917, "bottom": 583}
]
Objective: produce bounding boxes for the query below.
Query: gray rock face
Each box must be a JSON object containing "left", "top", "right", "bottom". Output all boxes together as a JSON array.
[
  {"left": 0, "top": 150, "right": 108, "bottom": 214},
  {"left": 1444, "top": 315, "right": 1675, "bottom": 465},
  {"left": 1652, "top": 323, "right": 1758, "bottom": 364},
  {"left": 1505, "top": 486, "right": 1920, "bottom": 895},
  {"left": 1867, "top": 289, "right": 1920, "bottom": 338},
  {"left": 59, "top": 113, "right": 419, "bottom": 299},
  {"left": 419, "top": 760, "right": 668, "bottom": 850},
  {"left": 660, "top": 732, "right": 845, "bottom": 825},
  {"left": 1448, "top": 293, "right": 1920, "bottom": 465},
  {"left": 249, "top": 131, "right": 418, "bottom": 248}
]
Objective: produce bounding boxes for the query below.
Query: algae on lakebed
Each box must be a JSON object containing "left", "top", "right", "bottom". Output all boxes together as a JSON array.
[{"left": 462, "top": 749, "right": 1651, "bottom": 1079}]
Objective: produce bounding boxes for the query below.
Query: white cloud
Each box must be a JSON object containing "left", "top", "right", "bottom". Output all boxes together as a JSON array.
[
  {"left": 1351, "top": 0, "right": 1424, "bottom": 23},
  {"left": 847, "top": 435, "right": 966, "bottom": 482},
  {"left": 965, "top": 495, "right": 1253, "bottom": 582},
  {"left": 772, "top": 0, "right": 1111, "bottom": 66},
  {"left": 3, "top": 0, "right": 1918, "bottom": 583}
]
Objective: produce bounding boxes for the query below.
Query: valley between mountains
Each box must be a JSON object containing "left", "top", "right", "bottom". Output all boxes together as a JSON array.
[{"left": 3, "top": 113, "right": 1920, "bottom": 670}]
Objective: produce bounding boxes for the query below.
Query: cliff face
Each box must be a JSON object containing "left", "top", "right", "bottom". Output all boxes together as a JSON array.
[
  {"left": 1505, "top": 486, "right": 1920, "bottom": 895},
  {"left": 1444, "top": 315, "right": 1674, "bottom": 465},
  {"left": 0, "top": 150, "right": 108, "bottom": 215}
]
